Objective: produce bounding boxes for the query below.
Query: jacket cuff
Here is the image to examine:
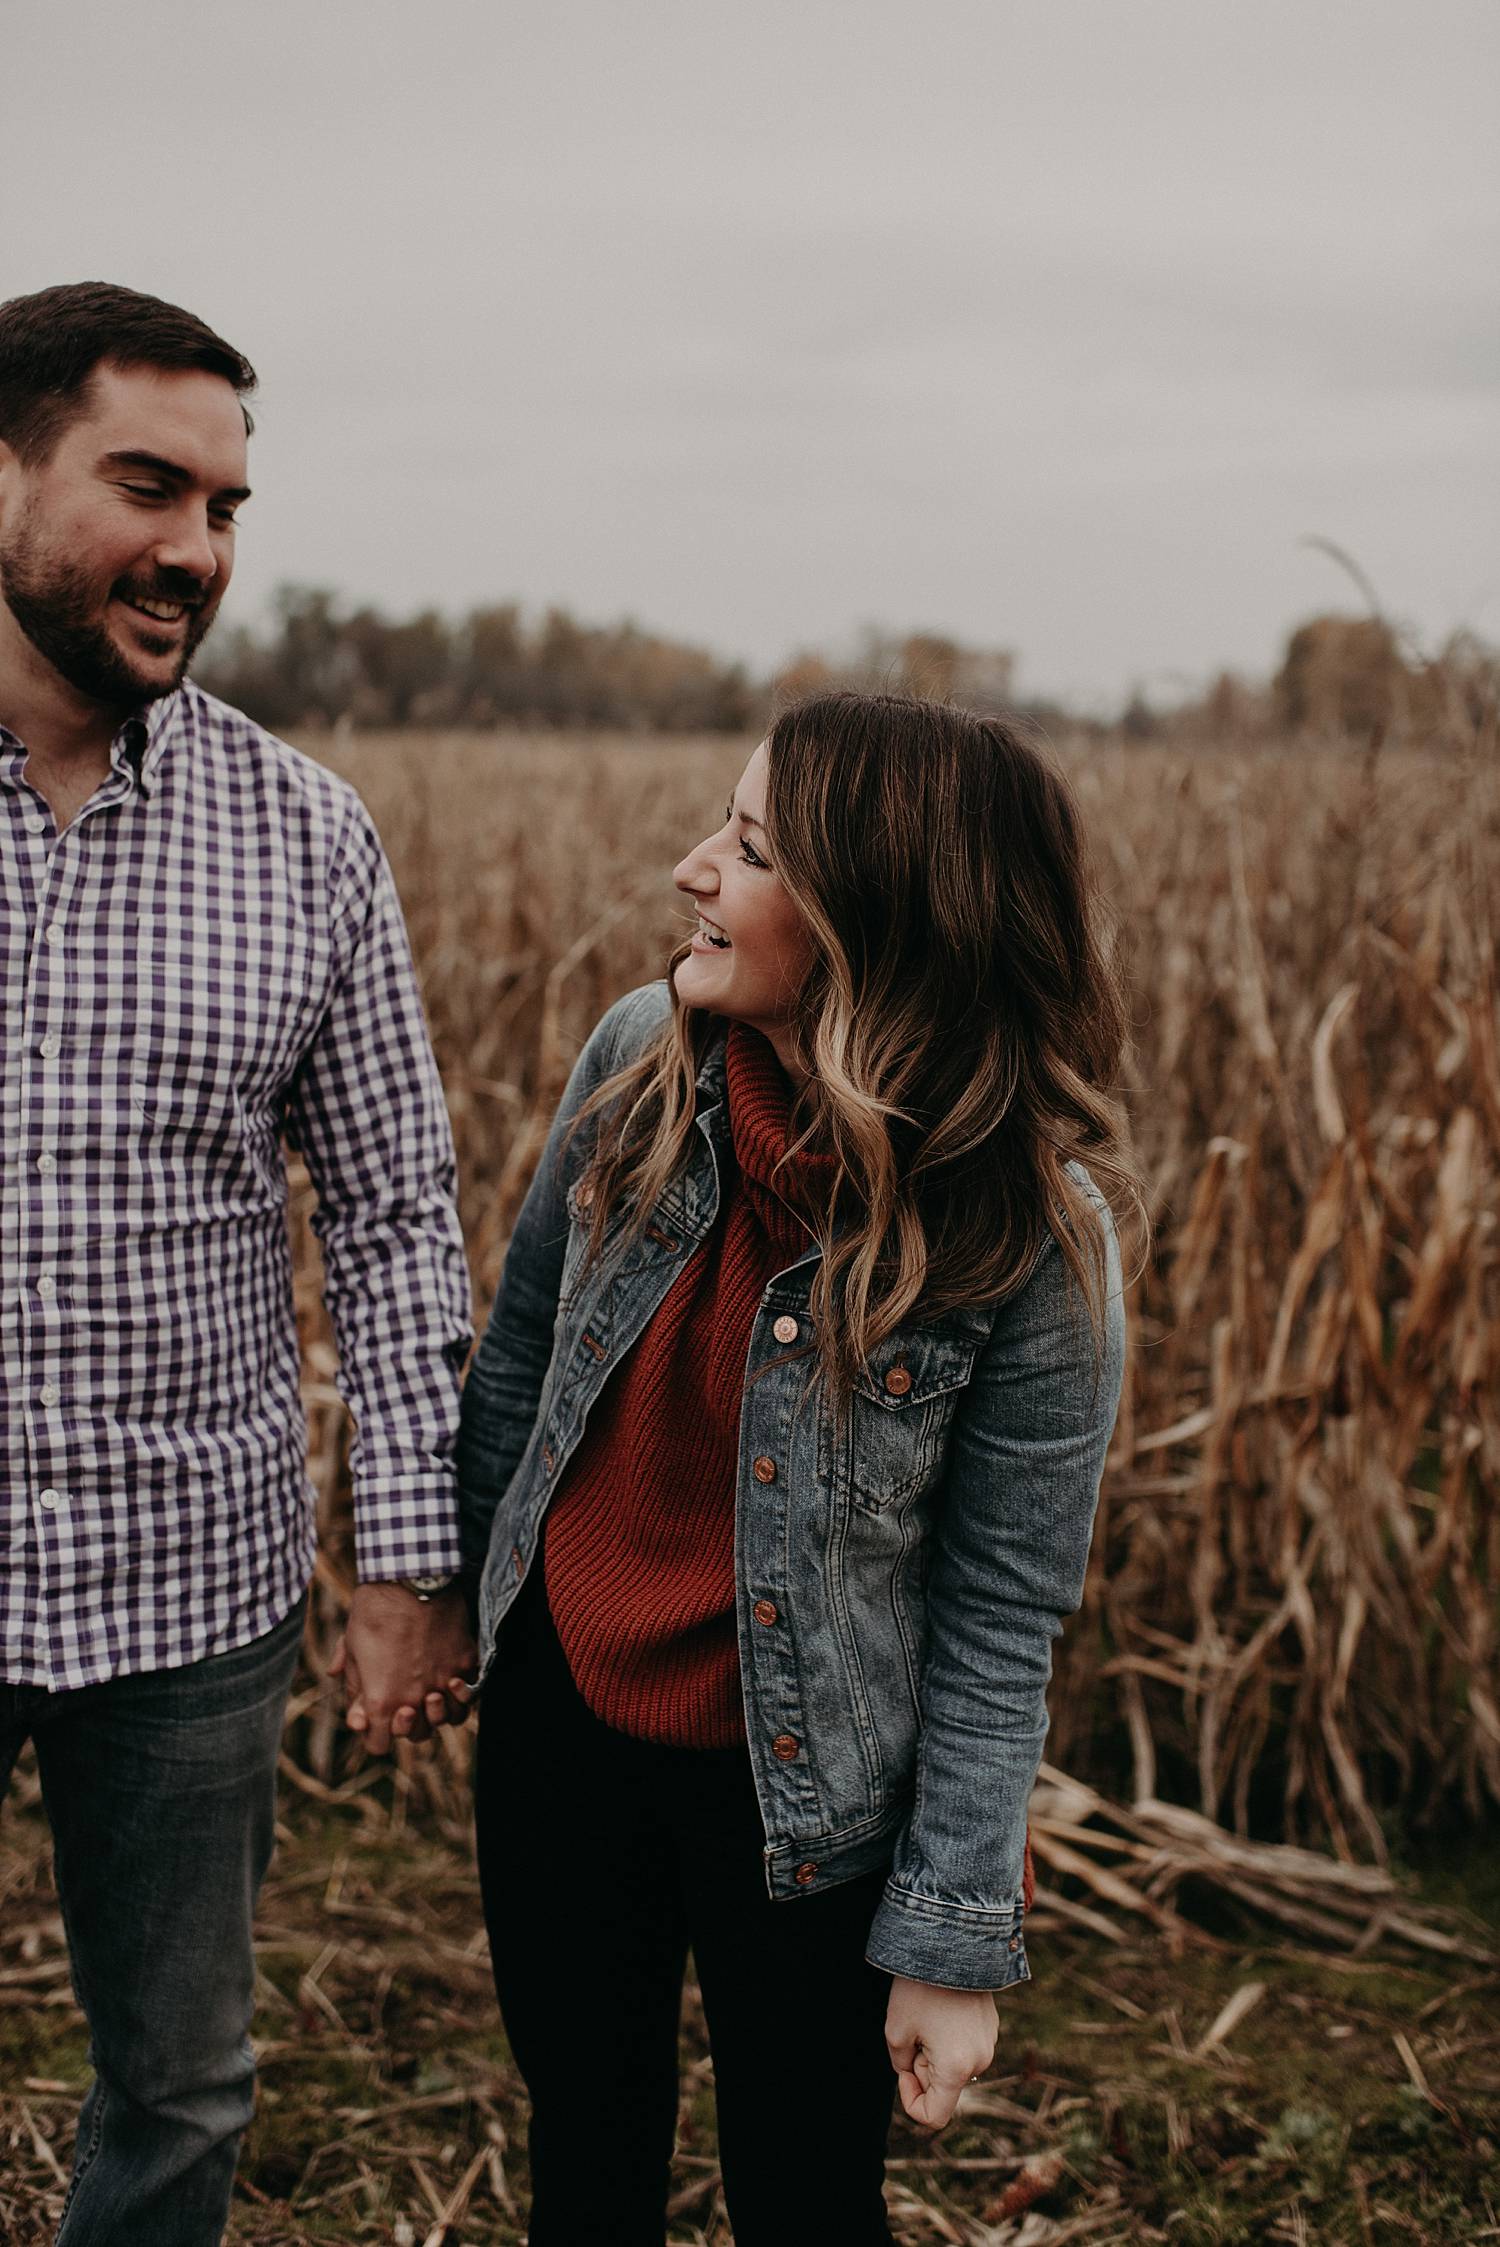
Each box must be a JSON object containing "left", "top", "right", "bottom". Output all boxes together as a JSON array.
[{"left": 864, "top": 1881, "right": 1032, "bottom": 1991}]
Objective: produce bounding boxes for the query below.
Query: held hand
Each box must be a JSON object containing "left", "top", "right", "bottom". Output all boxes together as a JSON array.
[
  {"left": 885, "top": 1976, "right": 998, "bottom": 2130},
  {"left": 332, "top": 1582, "right": 477, "bottom": 1754}
]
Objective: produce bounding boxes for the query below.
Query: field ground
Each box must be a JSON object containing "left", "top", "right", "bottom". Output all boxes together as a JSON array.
[{"left": 3, "top": 1764, "right": 1497, "bottom": 2247}]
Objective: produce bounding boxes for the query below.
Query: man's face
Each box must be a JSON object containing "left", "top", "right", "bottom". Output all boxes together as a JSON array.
[{"left": 0, "top": 360, "right": 250, "bottom": 711}]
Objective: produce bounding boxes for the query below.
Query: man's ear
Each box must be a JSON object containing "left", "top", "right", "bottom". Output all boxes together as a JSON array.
[{"left": 0, "top": 437, "right": 22, "bottom": 529}]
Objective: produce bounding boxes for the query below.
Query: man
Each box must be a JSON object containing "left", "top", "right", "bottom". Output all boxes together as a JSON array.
[{"left": 0, "top": 281, "right": 477, "bottom": 2243}]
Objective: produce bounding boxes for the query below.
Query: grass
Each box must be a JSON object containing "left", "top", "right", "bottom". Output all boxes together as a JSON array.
[{"left": 3, "top": 1773, "right": 1497, "bottom": 2246}]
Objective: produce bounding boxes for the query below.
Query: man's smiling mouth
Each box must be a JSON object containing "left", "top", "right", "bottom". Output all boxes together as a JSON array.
[{"left": 120, "top": 595, "right": 190, "bottom": 625}]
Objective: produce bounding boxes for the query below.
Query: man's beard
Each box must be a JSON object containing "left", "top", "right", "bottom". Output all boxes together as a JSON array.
[{"left": 0, "top": 510, "right": 218, "bottom": 710}]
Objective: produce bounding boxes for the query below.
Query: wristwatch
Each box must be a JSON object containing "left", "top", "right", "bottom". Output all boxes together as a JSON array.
[{"left": 397, "top": 1571, "right": 463, "bottom": 1603}]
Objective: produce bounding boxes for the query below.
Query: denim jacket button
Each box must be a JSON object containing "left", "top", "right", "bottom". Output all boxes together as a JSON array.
[
  {"left": 883, "top": 1365, "right": 913, "bottom": 1397},
  {"left": 752, "top": 1599, "right": 779, "bottom": 1627},
  {"left": 752, "top": 1456, "right": 777, "bottom": 1485},
  {"left": 794, "top": 1862, "right": 818, "bottom": 1886},
  {"left": 772, "top": 1314, "right": 799, "bottom": 1344},
  {"left": 1008, "top": 1934, "right": 1022, "bottom": 1951},
  {"left": 772, "top": 1733, "right": 799, "bottom": 1761},
  {"left": 542, "top": 1444, "right": 556, "bottom": 1473},
  {"left": 511, "top": 1545, "right": 524, "bottom": 1574}
]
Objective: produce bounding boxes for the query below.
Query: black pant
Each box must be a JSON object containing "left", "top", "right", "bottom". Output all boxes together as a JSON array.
[{"left": 475, "top": 1572, "right": 896, "bottom": 2245}]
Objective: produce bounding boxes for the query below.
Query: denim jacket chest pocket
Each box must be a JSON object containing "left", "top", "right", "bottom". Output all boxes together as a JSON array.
[
  {"left": 558, "top": 1179, "right": 602, "bottom": 1311},
  {"left": 827, "top": 1323, "right": 984, "bottom": 1516},
  {"left": 556, "top": 1177, "right": 691, "bottom": 1389}
]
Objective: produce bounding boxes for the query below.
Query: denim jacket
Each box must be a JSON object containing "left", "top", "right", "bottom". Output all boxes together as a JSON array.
[{"left": 457, "top": 983, "right": 1125, "bottom": 1991}]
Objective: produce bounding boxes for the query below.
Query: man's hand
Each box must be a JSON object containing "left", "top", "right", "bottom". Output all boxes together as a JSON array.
[
  {"left": 329, "top": 1582, "right": 477, "bottom": 1754},
  {"left": 885, "top": 1976, "right": 999, "bottom": 2129}
]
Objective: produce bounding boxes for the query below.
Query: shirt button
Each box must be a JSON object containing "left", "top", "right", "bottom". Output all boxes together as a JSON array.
[
  {"left": 794, "top": 1862, "right": 818, "bottom": 1886},
  {"left": 37, "top": 1274, "right": 56, "bottom": 1299},
  {"left": 883, "top": 1366, "right": 913, "bottom": 1398},
  {"left": 771, "top": 1733, "right": 799, "bottom": 1761},
  {"left": 772, "top": 1315, "right": 799, "bottom": 1345},
  {"left": 45, "top": 921, "right": 63, "bottom": 946},
  {"left": 752, "top": 1456, "right": 777, "bottom": 1485},
  {"left": 39, "top": 1488, "right": 61, "bottom": 1511},
  {"left": 752, "top": 1599, "right": 779, "bottom": 1627},
  {"left": 37, "top": 1152, "right": 56, "bottom": 1174},
  {"left": 25, "top": 811, "right": 45, "bottom": 833},
  {"left": 39, "top": 1035, "right": 60, "bottom": 1059},
  {"left": 40, "top": 1384, "right": 59, "bottom": 1406}
]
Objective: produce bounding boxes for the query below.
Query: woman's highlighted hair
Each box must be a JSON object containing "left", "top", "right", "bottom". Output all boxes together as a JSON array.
[{"left": 574, "top": 691, "right": 1143, "bottom": 1395}]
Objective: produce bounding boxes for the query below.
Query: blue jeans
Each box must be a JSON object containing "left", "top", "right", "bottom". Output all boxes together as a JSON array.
[{"left": 0, "top": 1600, "right": 305, "bottom": 2246}]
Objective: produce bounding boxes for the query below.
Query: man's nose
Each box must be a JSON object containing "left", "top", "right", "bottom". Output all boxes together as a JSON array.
[{"left": 153, "top": 508, "right": 219, "bottom": 586}]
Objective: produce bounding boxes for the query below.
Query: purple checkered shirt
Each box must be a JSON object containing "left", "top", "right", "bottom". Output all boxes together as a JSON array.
[{"left": 1, "top": 681, "right": 472, "bottom": 1691}]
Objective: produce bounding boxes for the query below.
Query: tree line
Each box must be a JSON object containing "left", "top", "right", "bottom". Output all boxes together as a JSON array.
[
  {"left": 197, "top": 583, "right": 1496, "bottom": 744},
  {"left": 196, "top": 588, "right": 1029, "bottom": 736},
  {"left": 197, "top": 587, "right": 760, "bottom": 733}
]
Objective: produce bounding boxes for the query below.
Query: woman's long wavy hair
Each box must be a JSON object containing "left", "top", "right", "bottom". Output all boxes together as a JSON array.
[{"left": 572, "top": 691, "right": 1143, "bottom": 1397}]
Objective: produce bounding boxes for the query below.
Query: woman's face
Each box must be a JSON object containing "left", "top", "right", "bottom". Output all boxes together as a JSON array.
[{"left": 672, "top": 741, "right": 814, "bottom": 1061}]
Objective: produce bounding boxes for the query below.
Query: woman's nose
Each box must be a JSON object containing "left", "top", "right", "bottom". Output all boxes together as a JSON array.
[{"left": 673, "top": 842, "right": 715, "bottom": 894}]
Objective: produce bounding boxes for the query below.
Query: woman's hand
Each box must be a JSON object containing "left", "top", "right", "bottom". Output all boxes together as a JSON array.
[{"left": 885, "top": 1976, "right": 998, "bottom": 2128}]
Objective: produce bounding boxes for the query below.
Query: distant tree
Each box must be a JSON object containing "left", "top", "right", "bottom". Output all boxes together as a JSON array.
[
  {"left": 460, "top": 603, "right": 527, "bottom": 722},
  {"left": 1274, "top": 614, "right": 1406, "bottom": 740},
  {"left": 782, "top": 630, "right": 1016, "bottom": 714},
  {"left": 343, "top": 606, "right": 454, "bottom": 725}
]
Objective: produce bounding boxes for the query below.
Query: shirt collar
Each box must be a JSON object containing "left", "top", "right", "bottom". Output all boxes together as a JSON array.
[
  {"left": 123, "top": 689, "right": 185, "bottom": 796},
  {"left": 0, "top": 685, "right": 184, "bottom": 798}
]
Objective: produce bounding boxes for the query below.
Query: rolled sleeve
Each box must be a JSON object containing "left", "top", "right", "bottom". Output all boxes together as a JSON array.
[
  {"left": 866, "top": 1188, "right": 1126, "bottom": 1990},
  {"left": 285, "top": 800, "right": 472, "bottom": 1582}
]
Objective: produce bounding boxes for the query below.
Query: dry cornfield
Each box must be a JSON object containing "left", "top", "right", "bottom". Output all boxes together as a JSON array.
[{"left": 285, "top": 723, "right": 1500, "bottom": 1898}]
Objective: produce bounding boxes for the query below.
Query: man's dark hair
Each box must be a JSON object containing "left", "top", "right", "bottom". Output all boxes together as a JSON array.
[{"left": 0, "top": 281, "right": 257, "bottom": 464}]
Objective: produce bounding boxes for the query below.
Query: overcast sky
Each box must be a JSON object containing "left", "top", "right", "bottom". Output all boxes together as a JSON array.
[{"left": 7, "top": 0, "right": 1497, "bottom": 709}]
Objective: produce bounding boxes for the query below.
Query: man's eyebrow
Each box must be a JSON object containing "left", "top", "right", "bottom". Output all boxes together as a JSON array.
[{"left": 101, "top": 449, "right": 252, "bottom": 502}]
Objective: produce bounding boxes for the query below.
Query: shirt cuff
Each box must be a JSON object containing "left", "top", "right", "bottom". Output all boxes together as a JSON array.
[
  {"left": 352, "top": 1476, "right": 464, "bottom": 1583},
  {"left": 864, "top": 1881, "right": 1032, "bottom": 1991}
]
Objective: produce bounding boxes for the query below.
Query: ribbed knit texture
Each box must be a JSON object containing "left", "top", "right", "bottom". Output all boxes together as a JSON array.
[{"left": 544, "top": 1024, "right": 828, "bottom": 1748}]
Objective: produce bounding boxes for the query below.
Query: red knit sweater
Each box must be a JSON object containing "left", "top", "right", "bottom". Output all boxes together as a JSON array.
[{"left": 543, "top": 1024, "right": 822, "bottom": 1748}]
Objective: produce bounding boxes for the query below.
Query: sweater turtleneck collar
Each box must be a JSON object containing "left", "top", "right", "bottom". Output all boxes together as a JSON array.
[{"left": 723, "top": 1023, "right": 837, "bottom": 1257}]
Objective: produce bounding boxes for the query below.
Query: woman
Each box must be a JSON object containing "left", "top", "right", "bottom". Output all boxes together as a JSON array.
[{"left": 454, "top": 692, "right": 1134, "bottom": 2245}]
